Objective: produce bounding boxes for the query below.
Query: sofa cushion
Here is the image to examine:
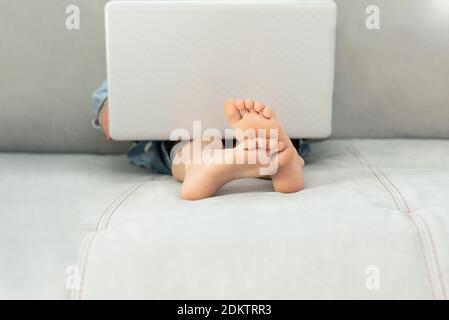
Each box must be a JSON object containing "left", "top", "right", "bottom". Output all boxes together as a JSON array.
[
  {"left": 0, "top": 154, "right": 144, "bottom": 298},
  {"left": 1, "top": 139, "right": 448, "bottom": 299},
  {"left": 70, "top": 140, "right": 449, "bottom": 299}
]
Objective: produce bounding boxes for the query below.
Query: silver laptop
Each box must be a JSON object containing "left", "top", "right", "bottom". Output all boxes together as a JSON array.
[{"left": 105, "top": 1, "right": 336, "bottom": 140}]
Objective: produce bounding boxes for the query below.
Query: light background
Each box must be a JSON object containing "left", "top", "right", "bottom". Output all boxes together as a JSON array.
[{"left": 0, "top": 0, "right": 448, "bottom": 153}]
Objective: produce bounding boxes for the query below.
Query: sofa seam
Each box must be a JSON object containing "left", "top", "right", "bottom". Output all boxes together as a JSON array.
[
  {"left": 346, "top": 145, "right": 402, "bottom": 211},
  {"left": 70, "top": 177, "right": 154, "bottom": 300},
  {"left": 68, "top": 231, "right": 94, "bottom": 300},
  {"left": 376, "top": 168, "right": 447, "bottom": 300},
  {"left": 95, "top": 183, "right": 143, "bottom": 230},
  {"left": 98, "top": 178, "right": 153, "bottom": 230},
  {"left": 72, "top": 231, "right": 97, "bottom": 300},
  {"left": 415, "top": 214, "right": 448, "bottom": 300},
  {"left": 347, "top": 142, "right": 438, "bottom": 300}
]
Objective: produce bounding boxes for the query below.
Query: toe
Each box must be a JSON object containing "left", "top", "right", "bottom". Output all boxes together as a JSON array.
[
  {"left": 244, "top": 99, "right": 255, "bottom": 112},
  {"left": 255, "top": 137, "right": 268, "bottom": 150},
  {"left": 224, "top": 99, "right": 242, "bottom": 127},
  {"left": 235, "top": 99, "right": 245, "bottom": 111},
  {"left": 265, "top": 139, "right": 285, "bottom": 155},
  {"left": 243, "top": 138, "right": 258, "bottom": 150},
  {"left": 243, "top": 137, "right": 276, "bottom": 151},
  {"left": 233, "top": 126, "right": 256, "bottom": 142},
  {"left": 277, "top": 147, "right": 295, "bottom": 168},
  {"left": 262, "top": 107, "right": 276, "bottom": 119},
  {"left": 254, "top": 101, "right": 265, "bottom": 113},
  {"left": 235, "top": 99, "right": 248, "bottom": 116},
  {"left": 277, "top": 141, "right": 286, "bottom": 152},
  {"left": 237, "top": 138, "right": 258, "bottom": 150},
  {"left": 264, "top": 139, "right": 279, "bottom": 153}
]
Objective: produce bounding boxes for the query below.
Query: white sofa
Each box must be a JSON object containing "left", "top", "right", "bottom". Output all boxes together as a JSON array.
[
  {"left": 1, "top": 1, "right": 448, "bottom": 299},
  {"left": 1, "top": 139, "right": 448, "bottom": 299}
]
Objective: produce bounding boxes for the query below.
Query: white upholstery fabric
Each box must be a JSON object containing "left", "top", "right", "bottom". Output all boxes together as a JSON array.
[
  {"left": 0, "top": 154, "right": 144, "bottom": 299},
  {"left": 1, "top": 139, "right": 448, "bottom": 299}
]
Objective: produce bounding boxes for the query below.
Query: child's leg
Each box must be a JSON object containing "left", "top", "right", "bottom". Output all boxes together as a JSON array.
[{"left": 171, "top": 138, "right": 294, "bottom": 200}]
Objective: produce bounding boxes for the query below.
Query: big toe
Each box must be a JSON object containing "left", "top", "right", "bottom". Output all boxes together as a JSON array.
[{"left": 224, "top": 99, "right": 242, "bottom": 127}]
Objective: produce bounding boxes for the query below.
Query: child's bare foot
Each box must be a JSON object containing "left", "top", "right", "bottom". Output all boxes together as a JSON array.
[
  {"left": 224, "top": 99, "right": 304, "bottom": 193},
  {"left": 180, "top": 138, "right": 294, "bottom": 200}
]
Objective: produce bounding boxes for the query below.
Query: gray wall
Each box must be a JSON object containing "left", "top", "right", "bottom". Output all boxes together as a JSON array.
[
  {"left": 0, "top": 0, "right": 125, "bottom": 153},
  {"left": 333, "top": 0, "right": 449, "bottom": 138},
  {"left": 0, "top": 0, "right": 448, "bottom": 153}
]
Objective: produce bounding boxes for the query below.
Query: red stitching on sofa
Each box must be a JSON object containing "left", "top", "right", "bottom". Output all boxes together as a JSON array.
[
  {"left": 377, "top": 168, "right": 447, "bottom": 300},
  {"left": 416, "top": 213, "right": 448, "bottom": 300},
  {"left": 377, "top": 169, "right": 411, "bottom": 214},
  {"left": 349, "top": 143, "right": 438, "bottom": 300},
  {"left": 346, "top": 145, "right": 365, "bottom": 167},
  {"left": 346, "top": 145, "right": 401, "bottom": 211}
]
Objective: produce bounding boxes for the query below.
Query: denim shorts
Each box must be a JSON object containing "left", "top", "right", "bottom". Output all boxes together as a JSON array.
[{"left": 127, "top": 141, "right": 174, "bottom": 175}]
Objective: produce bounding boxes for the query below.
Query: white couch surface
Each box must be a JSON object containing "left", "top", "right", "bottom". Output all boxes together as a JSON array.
[{"left": 1, "top": 139, "right": 448, "bottom": 299}]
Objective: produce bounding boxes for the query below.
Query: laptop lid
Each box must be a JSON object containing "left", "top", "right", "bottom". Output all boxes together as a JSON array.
[{"left": 105, "top": 1, "right": 336, "bottom": 140}]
